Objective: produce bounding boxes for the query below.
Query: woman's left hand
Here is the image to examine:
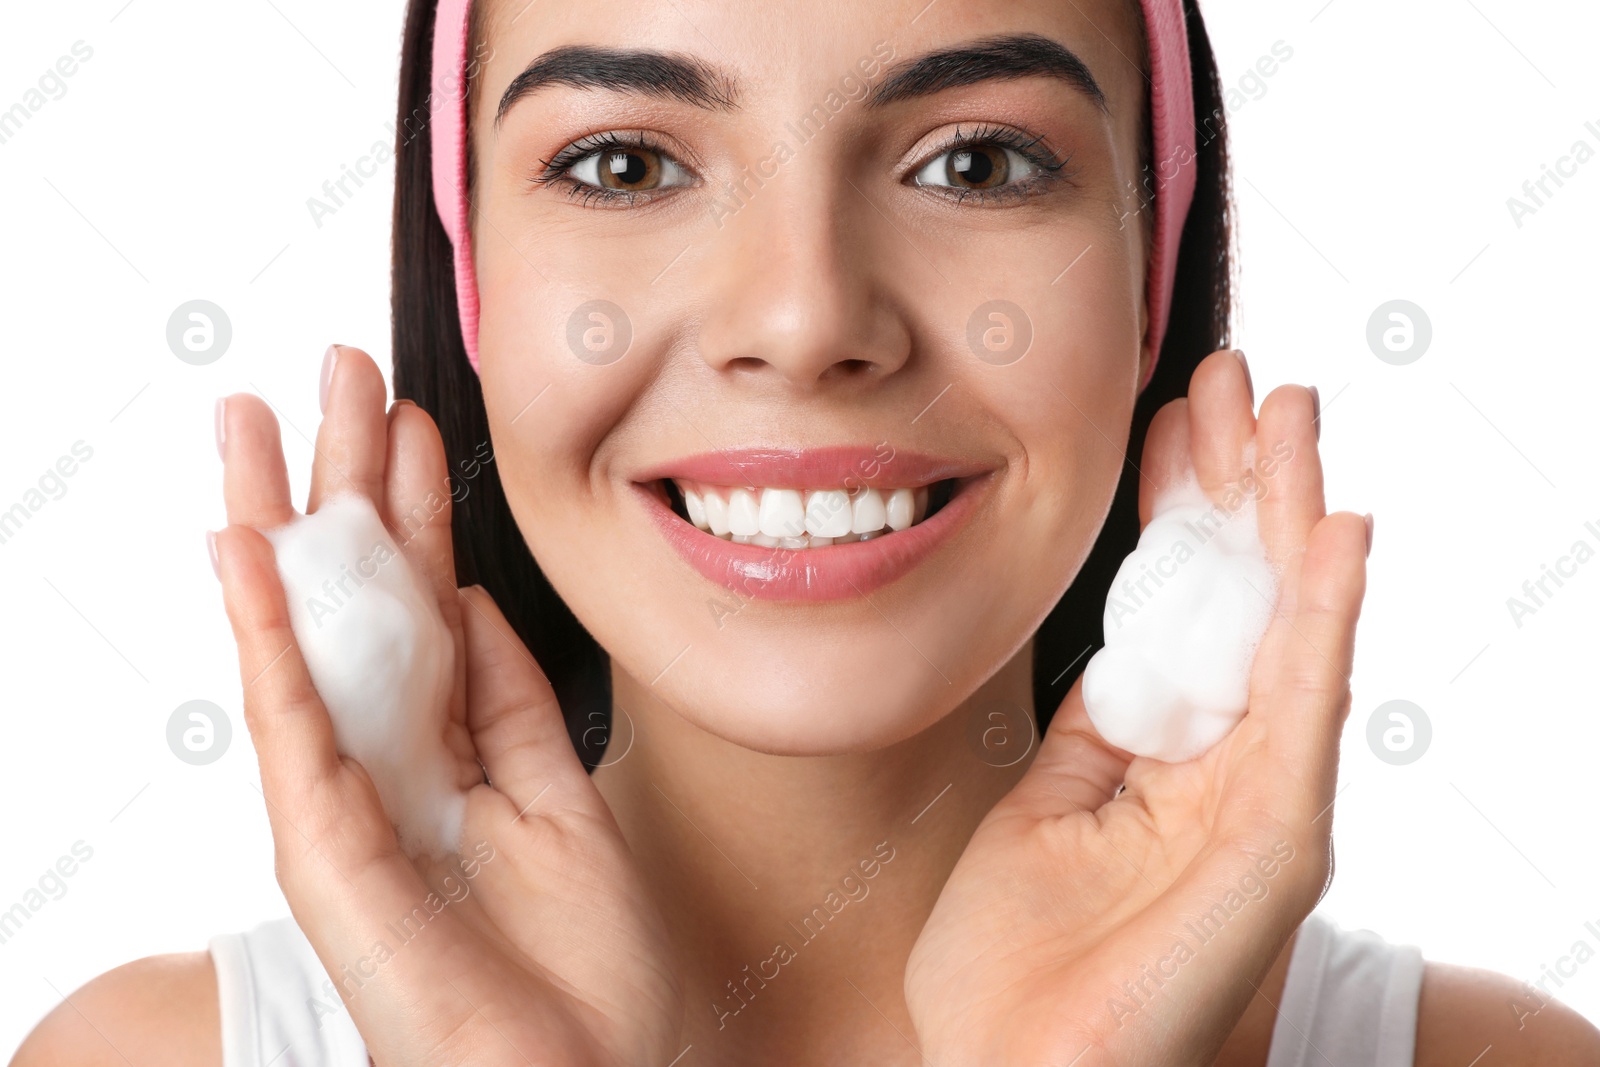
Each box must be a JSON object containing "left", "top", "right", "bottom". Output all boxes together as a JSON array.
[{"left": 905, "top": 351, "right": 1368, "bottom": 1065}]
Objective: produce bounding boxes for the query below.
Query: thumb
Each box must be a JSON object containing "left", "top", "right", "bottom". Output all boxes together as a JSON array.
[
  {"left": 1010, "top": 675, "right": 1132, "bottom": 819},
  {"left": 457, "top": 585, "right": 595, "bottom": 820}
]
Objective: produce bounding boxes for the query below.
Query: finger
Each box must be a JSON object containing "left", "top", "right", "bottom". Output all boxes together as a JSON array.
[
  {"left": 1014, "top": 680, "right": 1132, "bottom": 819},
  {"left": 213, "top": 525, "right": 342, "bottom": 804},
  {"left": 1253, "top": 384, "right": 1324, "bottom": 578},
  {"left": 1227, "top": 511, "right": 1367, "bottom": 828},
  {"left": 1137, "top": 399, "right": 1192, "bottom": 528},
  {"left": 382, "top": 401, "right": 460, "bottom": 615},
  {"left": 221, "top": 394, "right": 296, "bottom": 530},
  {"left": 384, "top": 401, "right": 477, "bottom": 777},
  {"left": 307, "top": 345, "right": 390, "bottom": 513},
  {"left": 458, "top": 585, "right": 596, "bottom": 817},
  {"left": 1187, "top": 350, "right": 1257, "bottom": 501}
]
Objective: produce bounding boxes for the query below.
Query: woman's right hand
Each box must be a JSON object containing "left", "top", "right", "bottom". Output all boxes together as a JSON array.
[{"left": 214, "top": 346, "right": 682, "bottom": 1066}]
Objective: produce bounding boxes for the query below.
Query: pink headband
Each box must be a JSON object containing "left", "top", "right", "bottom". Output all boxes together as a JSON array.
[{"left": 430, "top": 1, "right": 1195, "bottom": 387}]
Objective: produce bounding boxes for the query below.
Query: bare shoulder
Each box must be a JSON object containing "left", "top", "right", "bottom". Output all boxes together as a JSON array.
[
  {"left": 1415, "top": 960, "right": 1600, "bottom": 1066},
  {"left": 12, "top": 951, "right": 220, "bottom": 1067}
]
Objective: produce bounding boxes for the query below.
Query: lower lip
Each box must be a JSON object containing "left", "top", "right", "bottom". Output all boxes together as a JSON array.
[{"left": 639, "top": 478, "right": 991, "bottom": 602}]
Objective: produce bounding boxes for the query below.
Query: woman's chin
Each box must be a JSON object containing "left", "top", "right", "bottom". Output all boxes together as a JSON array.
[{"left": 644, "top": 651, "right": 967, "bottom": 757}]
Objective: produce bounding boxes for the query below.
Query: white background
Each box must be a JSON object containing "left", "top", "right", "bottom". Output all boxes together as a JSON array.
[{"left": 2, "top": 0, "right": 1597, "bottom": 1054}]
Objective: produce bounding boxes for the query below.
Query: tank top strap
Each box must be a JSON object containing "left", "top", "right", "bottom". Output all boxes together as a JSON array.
[
  {"left": 208, "top": 916, "right": 370, "bottom": 1067},
  {"left": 1265, "top": 909, "right": 1425, "bottom": 1067}
]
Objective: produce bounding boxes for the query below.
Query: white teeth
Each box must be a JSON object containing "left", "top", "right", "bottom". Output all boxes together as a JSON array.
[
  {"left": 758, "top": 488, "right": 806, "bottom": 538},
  {"left": 671, "top": 478, "right": 947, "bottom": 549},
  {"left": 805, "top": 489, "right": 853, "bottom": 537},
  {"left": 685, "top": 489, "right": 708, "bottom": 530},
  {"left": 702, "top": 490, "right": 731, "bottom": 536},
  {"left": 727, "top": 488, "right": 761, "bottom": 536},
  {"left": 850, "top": 488, "right": 888, "bottom": 534},
  {"left": 886, "top": 487, "right": 915, "bottom": 532}
]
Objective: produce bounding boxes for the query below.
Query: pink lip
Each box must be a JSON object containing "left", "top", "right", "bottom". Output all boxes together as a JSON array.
[{"left": 634, "top": 447, "right": 997, "bottom": 602}]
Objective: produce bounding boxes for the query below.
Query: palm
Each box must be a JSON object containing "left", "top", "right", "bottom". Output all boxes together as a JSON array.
[
  {"left": 387, "top": 785, "right": 681, "bottom": 1065},
  {"left": 380, "top": 611, "right": 681, "bottom": 1066},
  {"left": 216, "top": 347, "right": 681, "bottom": 1066},
  {"left": 906, "top": 354, "right": 1365, "bottom": 1065}
]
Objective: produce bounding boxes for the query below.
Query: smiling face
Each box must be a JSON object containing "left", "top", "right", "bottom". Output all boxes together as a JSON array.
[{"left": 464, "top": 0, "right": 1155, "bottom": 755}]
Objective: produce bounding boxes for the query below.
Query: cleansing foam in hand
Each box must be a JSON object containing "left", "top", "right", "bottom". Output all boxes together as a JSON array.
[
  {"left": 265, "top": 494, "right": 465, "bottom": 855},
  {"left": 1082, "top": 473, "right": 1278, "bottom": 763}
]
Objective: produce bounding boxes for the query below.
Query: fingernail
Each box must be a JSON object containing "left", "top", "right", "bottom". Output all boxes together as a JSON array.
[
  {"left": 319, "top": 345, "right": 341, "bottom": 414},
  {"left": 206, "top": 529, "right": 220, "bottom": 580},
  {"left": 214, "top": 397, "right": 227, "bottom": 461},
  {"left": 1363, "top": 513, "right": 1374, "bottom": 558},
  {"left": 1309, "top": 385, "right": 1321, "bottom": 442},
  {"left": 1234, "top": 349, "right": 1253, "bottom": 404}
]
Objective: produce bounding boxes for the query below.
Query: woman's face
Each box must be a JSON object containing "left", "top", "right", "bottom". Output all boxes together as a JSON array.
[{"left": 469, "top": 0, "right": 1152, "bottom": 754}]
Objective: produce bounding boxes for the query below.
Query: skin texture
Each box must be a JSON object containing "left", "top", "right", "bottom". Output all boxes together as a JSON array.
[{"left": 13, "top": 0, "right": 1600, "bottom": 1063}]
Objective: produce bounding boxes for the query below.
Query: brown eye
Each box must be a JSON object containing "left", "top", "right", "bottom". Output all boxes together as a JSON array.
[
  {"left": 564, "top": 141, "right": 691, "bottom": 195},
  {"left": 913, "top": 141, "right": 1041, "bottom": 195},
  {"left": 946, "top": 146, "right": 1009, "bottom": 189},
  {"left": 599, "top": 148, "right": 662, "bottom": 190}
]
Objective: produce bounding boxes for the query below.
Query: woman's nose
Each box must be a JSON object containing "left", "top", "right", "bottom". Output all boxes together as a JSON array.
[{"left": 692, "top": 179, "right": 912, "bottom": 389}]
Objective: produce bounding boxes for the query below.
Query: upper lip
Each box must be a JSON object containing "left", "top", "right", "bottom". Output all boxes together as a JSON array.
[{"left": 631, "top": 446, "right": 995, "bottom": 489}]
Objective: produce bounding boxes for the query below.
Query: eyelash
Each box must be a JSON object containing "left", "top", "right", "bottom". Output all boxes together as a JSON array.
[{"left": 531, "top": 123, "right": 1073, "bottom": 207}]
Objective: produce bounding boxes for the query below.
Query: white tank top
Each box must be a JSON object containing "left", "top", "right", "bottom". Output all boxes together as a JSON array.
[{"left": 208, "top": 908, "right": 1423, "bottom": 1066}]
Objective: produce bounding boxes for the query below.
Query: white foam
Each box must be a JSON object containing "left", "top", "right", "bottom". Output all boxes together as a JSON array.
[
  {"left": 1082, "top": 471, "right": 1278, "bottom": 763},
  {"left": 264, "top": 494, "right": 465, "bottom": 855}
]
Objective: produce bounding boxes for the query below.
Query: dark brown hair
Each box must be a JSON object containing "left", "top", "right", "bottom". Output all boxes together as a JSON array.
[{"left": 390, "top": 0, "right": 1232, "bottom": 760}]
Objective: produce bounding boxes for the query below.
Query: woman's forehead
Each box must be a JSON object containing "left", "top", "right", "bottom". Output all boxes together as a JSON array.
[{"left": 472, "top": 0, "right": 1149, "bottom": 127}]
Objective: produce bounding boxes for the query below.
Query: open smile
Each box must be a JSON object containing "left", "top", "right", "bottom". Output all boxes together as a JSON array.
[{"left": 633, "top": 447, "right": 997, "bottom": 601}]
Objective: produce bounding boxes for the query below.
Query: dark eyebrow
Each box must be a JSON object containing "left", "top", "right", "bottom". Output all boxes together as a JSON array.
[
  {"left": 495, "top": 45, "right": 738, "bottom": 126},
  {"left": 867, "top": 33, "right": 1107, "bottom": 111}
]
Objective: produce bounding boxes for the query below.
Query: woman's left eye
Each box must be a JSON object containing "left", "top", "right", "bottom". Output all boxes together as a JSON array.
[
  {"left": 913, "top": 143, "right": 1041, "bottom": 192},
  {"left": 565, "top": 146, "right": 692, "bottom": 193}
]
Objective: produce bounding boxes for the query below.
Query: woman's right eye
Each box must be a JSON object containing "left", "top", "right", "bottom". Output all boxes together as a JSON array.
[{"left": 551, "top": 141, "right": 694, "bottom": 198}]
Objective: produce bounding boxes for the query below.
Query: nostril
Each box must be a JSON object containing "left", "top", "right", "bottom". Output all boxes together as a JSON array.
[
  {"left": 723, "top": 355, "right": 878, "bottom": 380},
  {"left": 831, "top": 358, "right": 875, "bottom": 377}
]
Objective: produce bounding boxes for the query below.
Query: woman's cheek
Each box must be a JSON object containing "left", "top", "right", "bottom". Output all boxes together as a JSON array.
[
  {"left": 476, "top": 237, "right": 687, "bottom": 504},
  {"left": 944, "top": 241, "right": 1141, "bottom": 468},
  {"left": 949, "top": 255, "right": 1139, "bottom": 614}
]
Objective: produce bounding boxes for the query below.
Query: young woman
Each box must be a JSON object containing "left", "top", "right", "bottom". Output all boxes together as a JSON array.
[{"left": 18, "top": 0, "right": 1600, "bottom": 1063}]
